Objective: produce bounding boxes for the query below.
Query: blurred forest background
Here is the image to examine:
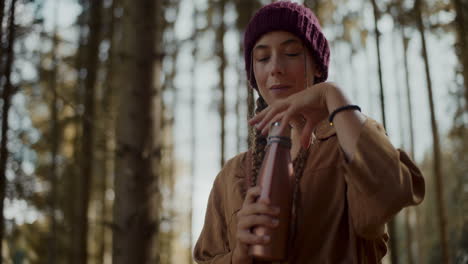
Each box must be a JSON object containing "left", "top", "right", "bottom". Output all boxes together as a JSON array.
[{"left": 0, "top": 0, "right": 467, "bottom": 263}]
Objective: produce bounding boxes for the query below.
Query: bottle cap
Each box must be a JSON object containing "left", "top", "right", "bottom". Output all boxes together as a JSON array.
[{"left": 269, "top": 121, "right": 291, "bottom": 138}]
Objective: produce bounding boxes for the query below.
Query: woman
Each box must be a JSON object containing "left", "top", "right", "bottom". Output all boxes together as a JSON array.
[{"left": 194, "top": 1, "right": 425, "bottom": 263}]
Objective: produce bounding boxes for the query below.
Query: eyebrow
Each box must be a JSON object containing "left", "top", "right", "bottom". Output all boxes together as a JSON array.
[{"left": 253, "top": 38, "right": 301, "bottom": 51}]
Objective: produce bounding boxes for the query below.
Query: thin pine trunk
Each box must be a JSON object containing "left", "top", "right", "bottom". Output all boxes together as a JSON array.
[
  {"left": 364, "top": 41, "right": 375, "bottom": 118},
  {"left": 217, "top": 0, "right": 226, "bottom": 167},
  {"left": 370, "top": 1, "right": 397, "bottom": 263},
  {"left": 0, "top": 0, "right": 5, "bottom": 75},
  {"left": 234, "top": 0, "right": 259, "bottom": 149},
  {"left": 414, "top": 0, "right": 450, "bottom": 262},
  {"left": 167, "top": 44, "right": 177, "bottom": 264},
  {"left": 78, "top": 0, "right": 103, "bottom": 263},
  {"left": 70, "top": 13, "right": 86, "bottom": 264},
  {"left": 0, "top": 1, "right": 17, "bottom": 262},
  {"left": 392, "top": 30, "right": 404, "bottom": 148},
  {"left": 188, "top": 5, "right": 198, "bottom": 263},
  {"left": 401, "top": 29, "right": 415, "bottom": 159},
  {"left": 451, "top": 0, "right": 468, "bottom": 108},
  {"left": 112, "top": 0, "right": 163, "bottom": 262},
  {"left": 370, "top": 0, "right": 387, "bottom": 128},
  {"left": 48, "top": 2, "right": 60, "bottom": 263},
  {"left": 401, "top": 26, "right": 416, "bottom": 264},
  {"left": 236, "top": 56, "right": 242, "bottom": 153},
  {"left": 97, "top": 1, "right": 118, "bottom": 262}
]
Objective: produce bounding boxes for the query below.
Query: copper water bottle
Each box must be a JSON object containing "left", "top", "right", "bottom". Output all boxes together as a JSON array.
[{"left": 249, "top": 121, "right": 294, "bottom": 261}]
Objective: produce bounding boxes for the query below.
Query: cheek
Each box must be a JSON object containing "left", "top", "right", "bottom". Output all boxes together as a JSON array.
[
  {"left": 253, "top": 64, "right": 267, "bottom": 85},
  {"left": 286, "top": 61, "right": 307, "bottom": 86}
]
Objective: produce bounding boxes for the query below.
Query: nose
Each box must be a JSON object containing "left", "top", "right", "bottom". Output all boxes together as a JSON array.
[{"left": 269, "top": 55, "right": 285, "bottom": 76}]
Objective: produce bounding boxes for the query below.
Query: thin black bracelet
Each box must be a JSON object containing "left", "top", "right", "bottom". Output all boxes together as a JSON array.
[{"left": 328, "top": 105, "right": 361, "bottom": 126}]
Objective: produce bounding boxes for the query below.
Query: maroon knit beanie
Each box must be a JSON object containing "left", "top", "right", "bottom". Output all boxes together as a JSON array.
[{"left": 244, "top": 1, "right": 330, "bottom": 90}]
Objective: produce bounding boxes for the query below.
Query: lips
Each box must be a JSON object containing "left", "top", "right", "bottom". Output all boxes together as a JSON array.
[{"left": 270, "top": 84, "right": 291, "bottom": 90}]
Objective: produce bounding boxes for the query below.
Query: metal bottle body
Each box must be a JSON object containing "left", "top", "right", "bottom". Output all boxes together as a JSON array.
[{"left": 249, "top": 123, "right": 294, "bottom": 261}]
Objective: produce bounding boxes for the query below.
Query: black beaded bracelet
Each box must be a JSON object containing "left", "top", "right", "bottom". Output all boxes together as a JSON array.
[{"left": 328, "top": 105, "right": 361, "bottom": 126}]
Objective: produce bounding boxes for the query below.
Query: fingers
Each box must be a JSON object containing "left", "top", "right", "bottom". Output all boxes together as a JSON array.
[
  {"left": 248, "top": 101, "right": 289, "bottom": 134},
  {"left": 238, "top": 214, "right": 279, "bottom": 230},
  {"left": 237, "top": 214, "right": 279, "bottom": 245},
  {"left": 277, "top": 103, "right": 300, "bottom": 133},
  {"left": 240, "top": 201, "right": 280, "bottom": 217},
  {"left": 248, "top": 107, "right": 269, "bottom": 126},
  {"left": 236, "top": 187, "right": 282, "bottom": 247},
  {"left": 256, "top": 103, "right": 288, "bottom": 132},
  {"left": 260, "top": 113, "right": 285, "bottom": 136},
  {"left": 237, "top": 229, "right": 271, "bottom": 245},
  {"left": 243, "top": 186, "right": 261, "bottom": 205}
]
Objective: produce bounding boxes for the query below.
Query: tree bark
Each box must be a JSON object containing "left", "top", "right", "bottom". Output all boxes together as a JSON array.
[
  {"left": 401, "top": 26, "right": 416, "bottom": 264},
  {"left": 0, "top": 0, "right": 17, "bottom": 262},
  {"left": 234, "top": 0, "right": 260, "bottom": 149},
  {"left": 77, "top": 0, "right": 103, "bottom": 263},
  {"left": 369, "top": 0, "right": 387, "bottom": 129},
  {"left": 189, "top": 4, "right": 198, "bottom": 263},
  {"left": 47, "top": 3, "right": 60, "bottom": 263},
  {"left": 69, "top": 10, "right": 86, "bottom": 263},
  {"left": 0, "top": 0, "right": 5, "bottom": 76},
  {"left": 370, "top": 1, "right": 397, "bottom": 263},
  {"left": 451, "top": 0, "right": 468, "bottom": 109},
  {"left": 96, "top": 0, "right": 118, "bottom": 262},
  {"left": 112, "top": 0, "right": 163, "bottom": 262},
  {"left": 414, "top": 0, "right": 450, "bottom": 263},
  {"left": 217, "top": 0, "right": 226, "bottom": 168}
]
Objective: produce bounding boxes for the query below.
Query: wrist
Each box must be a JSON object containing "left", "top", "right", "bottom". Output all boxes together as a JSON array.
[{"left": 323, "top": 83, "right": 349, "bottom": 114}]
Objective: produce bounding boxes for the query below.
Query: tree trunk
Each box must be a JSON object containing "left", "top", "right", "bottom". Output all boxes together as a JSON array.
[
  {"left": 217, "top": 0, "right": 226, "bottom": 168},
  {"left": 451, "top": 0, "right": 468, "bottom": 109},
  {"left": 77, "top": 0, "right": 103, "bottom": 263},
  {"left": 234, "top": 0, "right": 260, "bottom": 149},
  {"left": 401, "top": 26, "right": 416, "bottom": 264},
  {"left": 47, "top": 3, "right": 60, "bottom": 263},
  {"left": 369, "top": 0, "right": 387, "bottom": 129},
  {"left": 112, "top": 0, "right": 163, "bottom": 262},
  {"left": 414, "top": 0, "right": 450, "bottom": 263},
  {"left": 69, "top": 11, "right": 87, "bottom": 264},
  {"left": 0, "top": 0, "right": 5, "bottom": 75},
  {"left": 401, "top": 29, "right": 415, "bottom": 159},
  {"left": 370, "top": 1, "right": 397, "bottom": 263},
  {"left": 189, "top": 4, "right": 198, "bottom": 263},
  {"left": 0, "top": 0, "right": 17, "bottom": 262},
  {"left": 96, "top": 1, "right": 118, "bottom": 262},
  {"left": 236, "top": 58, "right": 242, "bottom": 153},
  {"left": 415, "top": 0, "right": 451, "bottom": 262},
  {"left": 392, "top": 30, "right": 404, "bottom": 148}
]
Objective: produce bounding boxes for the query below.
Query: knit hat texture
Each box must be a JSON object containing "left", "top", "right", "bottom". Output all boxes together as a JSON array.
[{"left": 244, "top": 1, "right": 330, "bottom": 90}]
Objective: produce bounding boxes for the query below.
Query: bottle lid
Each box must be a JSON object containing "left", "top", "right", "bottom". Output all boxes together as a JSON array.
[
  {"left": 268, "top": 121, "right": 291, "bottom": 138},
  {"left": 268, "top": 121, "right": 292, "bottom": 148}
]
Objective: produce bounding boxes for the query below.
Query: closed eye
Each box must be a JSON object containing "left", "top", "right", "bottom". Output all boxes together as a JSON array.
[
  {"left": 286, "top": 53, "right": 300, "bottom": 57},
  {"left": 258, "top": 57, "right": 269, "bottom": 62}
]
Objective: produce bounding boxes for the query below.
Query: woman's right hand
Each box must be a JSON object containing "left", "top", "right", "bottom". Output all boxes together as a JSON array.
[{"left": 232, "top": 186, "right": 280, "bottom": 263}]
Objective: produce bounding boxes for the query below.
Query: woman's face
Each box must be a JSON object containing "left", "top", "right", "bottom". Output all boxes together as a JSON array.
[{"left": 253, "top": 31, "right": 319, "bottom": 105}]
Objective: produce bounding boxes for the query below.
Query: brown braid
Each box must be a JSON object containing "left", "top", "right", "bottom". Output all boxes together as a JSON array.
[
  {"left": 250, "top": 96, "right": 268, "bottom": 187},
  {"left": 289, "top": 145, "right": 310, "bottom": 252}
]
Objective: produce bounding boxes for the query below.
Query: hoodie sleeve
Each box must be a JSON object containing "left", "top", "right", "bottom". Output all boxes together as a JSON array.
[{"left": 343, "top": 118, "right": 425, "bottom": 239}]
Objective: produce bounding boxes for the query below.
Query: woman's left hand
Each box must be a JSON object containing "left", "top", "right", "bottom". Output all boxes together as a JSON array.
[{"left": 248, "top": 82, "right": 335, "bottom": 148}]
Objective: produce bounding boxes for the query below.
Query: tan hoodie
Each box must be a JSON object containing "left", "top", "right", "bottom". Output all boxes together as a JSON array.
[{"left": 194, "top": 118, "right": 425, "bottom": 264}]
